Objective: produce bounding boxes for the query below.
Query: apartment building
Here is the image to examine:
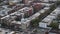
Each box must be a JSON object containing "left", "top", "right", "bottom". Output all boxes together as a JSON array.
[
  {"left": 18, "top": 7, "right": 33, "bottom": 18},
  {"left": 31, "top": 3, "right": 44, "bottom": 13},
  {"left": 0, "top": 7, "right": 33, "bottom": 29},
  {"left": 39, "top": 7, "right": 60, "bottom": 28},
  {"left": 0, "top": 2, "right": 53, "bottom": 30},
  {"left": 0, "top": 2, "right": 56, "bottom": 31}
]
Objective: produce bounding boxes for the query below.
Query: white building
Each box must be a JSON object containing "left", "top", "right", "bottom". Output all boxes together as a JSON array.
[
  {"left": 47, "top": 15, "right": 56, "bottom": 19},
  {"left": 39, "top": 22, "right": 47, "bottom": 28},
  {"left": 42, "top": 17, "right": 53, "bottom": 25},
  {"left": 39, "top": 15, "right": 55, "bottom": 28},
  {"left": 40, "top": 3, "right": 54, "bottom": 7},
  {"left": 39, "top": 0, "right": 59, "bottom": 2},
  {"left": 11, "top": 18, "right": 30, "bottom": 29},
  {"left": 9, "top": 0, "right": 22, "bottom": 3},
  {"left": 50, "top": 7, "right": 60, "bottom": 17},
  {"left": 21, "top": 18, "right": 30, "bottom": 29},
  {"left": 39, "top": 6, "right": 60, "bottom": 28}
]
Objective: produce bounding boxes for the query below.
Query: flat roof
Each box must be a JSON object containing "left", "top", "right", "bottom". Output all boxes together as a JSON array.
[
  {"left": 1, "top": 15, "right": 10, "bottom": 19},
  {"left": 28, "top": 12, "right": 40, "bottom": 20},
  {"left": 40, "top": 9, "right": 45, "bottom": 13},
  {"left": 42, "top": 17, "right": 53, "bottom": 23},
  {"left": 11, "top": 21, "right": 21, "bottom": 24},
  {"left": 46, "top": 15, "right": 56, "bottom": 19}
]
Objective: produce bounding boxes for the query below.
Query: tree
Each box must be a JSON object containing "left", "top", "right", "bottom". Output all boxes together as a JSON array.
[
  {"left": 57, "top": 14, "right": 60, "bottom": 20},
  {"left": 0, "top": 0, "right": 2, "bottom": 3},
  {"left": 31, "top": 18, "right": 40, "bottom": 27},
  {"left": 50, "top": 4, "right": 56, "bottom": 11},
  {"left": 33, "top": 29, "right": 37, "bottom": 32},
  {"left": 49, "top": 22, "right": 59, "bottom": 29},
  {"left": 56, "top": 1, "right": 60, "bottom": 6}
]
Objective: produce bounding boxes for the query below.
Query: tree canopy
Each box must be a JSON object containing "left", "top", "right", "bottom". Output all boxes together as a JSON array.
[{"left": 49, "top": 22, "right": 59, "bottom": 29}]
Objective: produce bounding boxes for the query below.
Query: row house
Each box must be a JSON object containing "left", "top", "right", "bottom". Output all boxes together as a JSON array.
[
  {"left": 0, "top": 4, "right": 52, "bottom": 30},
  {"left": 8, "top": 4, "right": 24, "bottom": 14},
  {"left": 39, "top": 7, "right": 60, "bottom": 29}
]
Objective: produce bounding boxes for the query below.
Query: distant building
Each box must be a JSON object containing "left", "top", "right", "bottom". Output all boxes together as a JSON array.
[
  {"left": 9, "top": 0, "right": 22, "bottom": 5},
  {"left": 39, "top": 0, "right": 59, "bottom": 2}
]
